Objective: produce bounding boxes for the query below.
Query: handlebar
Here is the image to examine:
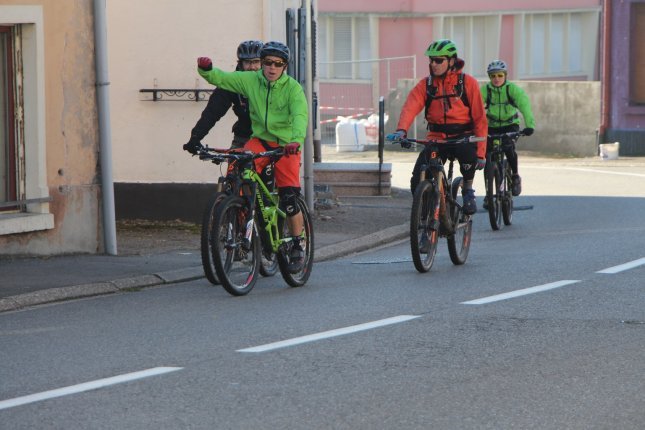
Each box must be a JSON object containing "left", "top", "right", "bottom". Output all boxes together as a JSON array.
[
  {"left": 487, "top": 130, "right": 526, "bottom": 140},
  {"left": 389, "top": 135, "right": 485, "bottom": 147},
  {"left": 196, "top": 145, "right": 284, "bottom": 164}
]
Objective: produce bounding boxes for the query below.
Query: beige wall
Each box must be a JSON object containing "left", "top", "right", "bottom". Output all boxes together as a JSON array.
[
  {"left": 0, "top": 0, "right": 101, "bottom": 255},
  {"left": 393, "top": 79, "right": 601, "bottom": 157},
  {"left": 108, "top": 0, "right": 300, "bottom": 183}
]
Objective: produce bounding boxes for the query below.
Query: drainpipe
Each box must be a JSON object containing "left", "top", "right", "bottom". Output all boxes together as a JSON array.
[
  {"left": 599, "top": 0, "right": 611, "bottom": 142},
  {"left": 304, "top": 0, "right": 314, "bottom": 209},
  {"left": 93, "top": 0, "right": 117, "bottom": 255}
]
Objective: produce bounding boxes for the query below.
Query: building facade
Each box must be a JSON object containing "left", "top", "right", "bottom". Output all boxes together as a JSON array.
[{"left": 0, "top": 1, "right": 101, "bottom": 255}]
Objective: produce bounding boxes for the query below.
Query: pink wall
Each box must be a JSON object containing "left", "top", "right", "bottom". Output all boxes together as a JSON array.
[
  {"left": 379, "top": 17, "right": 432, "bottom": 79},
  {"left": 319, "top": 0, "right": 600, "bottom": 14}
]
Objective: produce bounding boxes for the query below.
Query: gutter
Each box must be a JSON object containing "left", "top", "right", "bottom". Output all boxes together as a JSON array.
[{"left": 93, "top": 0, "right": 117, "bottom": 255}]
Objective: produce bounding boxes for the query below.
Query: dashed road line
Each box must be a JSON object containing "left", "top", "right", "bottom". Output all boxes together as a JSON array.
[
  {"left": 0, "top": 367, "right": 183, "bottom": 411},
  {"left": 237, "top": 315, "right": 421, "bottom": 353},
  {"left": 597, "top": 257, "right": 645, "bottom": 274},
  {"left": 461, "top": 280, "right": 581, "bottom": 305}
]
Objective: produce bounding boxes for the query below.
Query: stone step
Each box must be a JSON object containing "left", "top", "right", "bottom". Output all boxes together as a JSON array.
[{"left": 314, "top": 162, "right": 391, "bottom": 197}]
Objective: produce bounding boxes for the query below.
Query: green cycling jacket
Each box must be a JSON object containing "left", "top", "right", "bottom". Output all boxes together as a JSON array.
[
  {"left": 199, "top": 67, "right": 308, "bottom": 146},
  {"left": 480, "top": 81, "right": 536, "bottom": 129}
]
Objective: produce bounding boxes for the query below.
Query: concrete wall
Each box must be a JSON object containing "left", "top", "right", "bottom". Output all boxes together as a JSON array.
[{"left": 389, "top": 80, "right": 601, "bottom": 157}]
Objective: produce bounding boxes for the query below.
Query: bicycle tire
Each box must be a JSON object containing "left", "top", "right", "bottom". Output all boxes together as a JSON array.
[
  {"left": 277, "top": 196, "right": 314, "bottom": 288},
  {"left": 486, "top": 162, "right": 503, "bottom": 231},
  {"left": 409, "top": 180, "right": 439, "bottom": 273},
  {"left": 502, "top": 161, "right": 514, "bottom": 225},
  {"left": 259, "top": 249, "right": 279, "bottom": 277},
  {"left": 200, "top": 192, "right": 227, "bottom": 285},
  {"left": 211, "top": 195, "right": 260, "bottom": 296},
  {"left": 447, "top": 177, "right": 472, "bottom": 265}
]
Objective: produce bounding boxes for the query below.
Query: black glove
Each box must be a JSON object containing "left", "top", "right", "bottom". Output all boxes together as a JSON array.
[
  {"left": 400, "top": 139, "right": 412, "bottom": 149},
  {"left": 523, "top": 128, "right": 534, "bottom": 136},
  {"left": 183, "top": 139, "right": 203, "bottom": 155}
]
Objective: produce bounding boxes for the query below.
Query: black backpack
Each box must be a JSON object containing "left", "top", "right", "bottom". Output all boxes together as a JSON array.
[{"left": 424, "top": 72, "right": 470, "bottom": 118}]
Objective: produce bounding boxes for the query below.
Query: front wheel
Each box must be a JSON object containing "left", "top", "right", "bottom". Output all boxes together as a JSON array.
[
  {"left": 277, "top": 196, "right": 314, "bottom": 288},
  {"left": 409, "top": 180, "right": 439, "bottom": 273},
  {"left": 200, "top": 192, "right": 227, "bottom": 285},
  {"left": 447, "top": 177, "right": 472, "bottom": 265},
  {"left": 485, "top": 162, "right": 502, "bottom": 231},
  {"left": 211, "top": 196, "right": 260, "bottom": 296}
]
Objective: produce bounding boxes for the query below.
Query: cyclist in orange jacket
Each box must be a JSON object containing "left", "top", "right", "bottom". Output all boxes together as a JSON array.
[{"left": 387, "top": 39, "right": 487, "bottom": 215}]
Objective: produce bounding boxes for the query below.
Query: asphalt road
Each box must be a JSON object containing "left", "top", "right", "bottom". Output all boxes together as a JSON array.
[{"left": 1, "top": 159, "right": 644, "bottom": 429}]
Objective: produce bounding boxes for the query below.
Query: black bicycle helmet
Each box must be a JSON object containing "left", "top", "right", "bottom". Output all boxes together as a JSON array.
[
  {"left": 237, "top": 40, "right": 263, "bottom": 60},
  {"left": 260, "top": 41, "right": 290, "bottom": 62}
]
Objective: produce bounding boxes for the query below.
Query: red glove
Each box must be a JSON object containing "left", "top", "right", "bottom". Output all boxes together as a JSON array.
[
  {"left": 197, "top": 57, "right": 212, "bottom": 71},
  {"left": 284, "top": 142, "right": 300, "bottom": 157}
]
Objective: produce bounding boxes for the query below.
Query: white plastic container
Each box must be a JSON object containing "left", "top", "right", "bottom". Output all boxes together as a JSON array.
[
  {"left": 599, "top": 142, "right": 619, "bottom": 160},
  {"left": 335, "top": 119, "right": 367, "bottom": 152}
]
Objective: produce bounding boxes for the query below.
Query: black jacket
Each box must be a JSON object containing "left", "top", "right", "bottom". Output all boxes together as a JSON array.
[{"left": 190, "top": 87, "right": 252, "bottom": 141}]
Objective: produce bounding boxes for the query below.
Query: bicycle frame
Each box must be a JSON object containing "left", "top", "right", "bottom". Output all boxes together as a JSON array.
[{"left": 198, "top": 147, "right": 292, "bottom": 254}]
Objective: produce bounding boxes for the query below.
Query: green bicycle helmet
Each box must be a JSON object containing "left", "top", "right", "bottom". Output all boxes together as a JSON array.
[{"left": 425, "top": 39, "right": 458, "bottom": 58}]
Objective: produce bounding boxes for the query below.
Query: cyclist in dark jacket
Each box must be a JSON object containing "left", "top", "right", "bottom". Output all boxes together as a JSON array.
[{"left": 183, "top": 40, "right": 263, "bottom": 153}]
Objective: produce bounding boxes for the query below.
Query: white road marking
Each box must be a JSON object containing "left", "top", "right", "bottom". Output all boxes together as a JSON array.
[
  {"left": 0, "top": 366, "right": 183, "bottom": 411},
  {"left": 238, "top": 315, "right": 421, "bottom": 353},
  {"left": 461, "top": 280, "right": 580, "bottom": 305},
  {"left": 597, "top": 257, "right": 645, "bottom": 274}
]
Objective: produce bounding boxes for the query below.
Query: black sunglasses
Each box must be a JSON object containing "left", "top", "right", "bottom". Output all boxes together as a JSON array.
[
  {"left": 262, "top": 59, "right": 286, "bottom": 68},
  {"left": 429, "top": 57, "right": 448, "bottom": 65}
]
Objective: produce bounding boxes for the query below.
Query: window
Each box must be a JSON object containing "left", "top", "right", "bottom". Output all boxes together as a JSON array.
[
  {"left": 1, "top": 26, "right": 17, "bottom": 211},
  {"left": 631, "top": 3, "right": 645, "bottom": 105},
  {"left": 434, "top": 15, "right": 500, "bottom": 78},
  {"left": 318, "top": 15, "right": 372, "bottom": 80},
  {"left": 520, "top": 11, "right": 599, "bottom": 79},
  {"left": 0, "top": 6, "right": 53, "bottom": 235}
]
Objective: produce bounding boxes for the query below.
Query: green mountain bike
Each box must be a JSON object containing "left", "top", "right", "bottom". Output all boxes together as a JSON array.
[
  {"left": 197, "top": 147, "right": 314, "bottom": 296},
  {"left": 196, "top": 147, "right": 278, "bottom": 286}
]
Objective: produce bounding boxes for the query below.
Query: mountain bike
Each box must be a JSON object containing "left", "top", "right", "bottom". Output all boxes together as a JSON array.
[
  {"left": 196, "top": 147, "right": 313, "bottom": 295},
  {"left": 484, "top": 130, "right": 525, "bottom": 230},
  {"left": 391, "top": 136, "right": 483, "bottom": 273},
  {"left": 196, "top": 147, "right": 278, "bottom": 286}
]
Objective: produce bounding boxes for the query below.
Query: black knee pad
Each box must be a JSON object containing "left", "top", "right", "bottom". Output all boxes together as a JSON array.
[{"left": 279, "top": 187, "right": 301, "bottom": 216}]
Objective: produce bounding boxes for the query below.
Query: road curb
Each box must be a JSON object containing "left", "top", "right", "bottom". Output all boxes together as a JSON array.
[{"left": 314, "top": 222, "right": 409, "bottom": 262}]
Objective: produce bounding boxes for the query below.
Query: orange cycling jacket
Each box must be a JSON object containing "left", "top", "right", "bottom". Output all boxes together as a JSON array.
[{"left": 396, "top": 62, "right": 487, "bottom": 159}]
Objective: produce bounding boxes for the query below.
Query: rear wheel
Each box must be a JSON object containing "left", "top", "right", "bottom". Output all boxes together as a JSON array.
[
  {"left": 200, "top": 192, "right": 227, "bottom": 285},
  {"left": 410, "top": 180, "right": 439, "bottom": 273},
  {"left": 502, "top": 161, "right": 514, "bottom": 225},
  {"left": 447, "top": 177, "right": 472, "bottom": 265},
  {"left": 277, "top": 196, "right": 314, "bottom": 287},
  {"left": 212, "top": 196, "right": 260, "bottom": 296},
  {"left": 485, "top": 161, "right": 502, "bottom": 231}
]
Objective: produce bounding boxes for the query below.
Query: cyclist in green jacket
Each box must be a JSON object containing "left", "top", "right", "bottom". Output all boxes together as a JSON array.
[
  {"left": 197, "top": 41, "right": 308, "bottom": 273},
  {"left": 481, "top": 60, "right": 535, "bottom": 196}
]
